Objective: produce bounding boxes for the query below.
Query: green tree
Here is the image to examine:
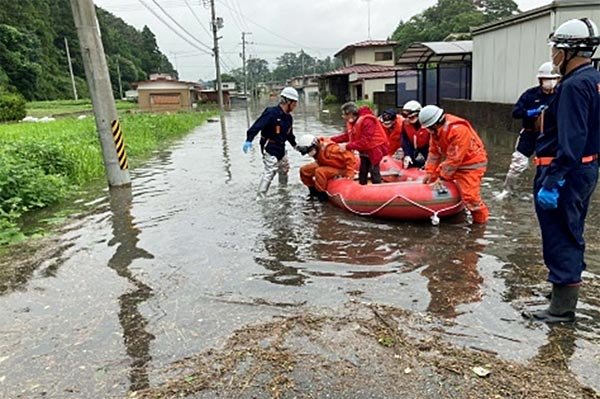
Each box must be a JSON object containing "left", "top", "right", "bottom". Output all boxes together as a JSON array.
[{"left": 391, "top": 0, "right": 520, "bottom": 53}]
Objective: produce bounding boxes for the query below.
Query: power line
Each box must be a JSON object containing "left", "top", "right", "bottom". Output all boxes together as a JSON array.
[
  {"left": 215, "top": 0, "right": 312, "bottom": 51},
  {"left": 136, "top": 0, "right": 212, "bottom": 55},
  {"left": 146, "top": 0, "right": 214, "bottom": 53},
  {"left": 183, "top": 0, "right": 213, "bottom": 40}
]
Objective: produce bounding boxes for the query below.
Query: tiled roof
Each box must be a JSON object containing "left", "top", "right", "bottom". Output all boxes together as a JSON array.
[
  {"left": 334, "top": 40, "right": 398, "bottom": 57},
  {"left": 322, "top": 63, "right": 397, "bottom": 77}
]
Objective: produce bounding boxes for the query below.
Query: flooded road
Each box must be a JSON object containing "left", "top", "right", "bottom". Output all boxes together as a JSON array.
[{"left": 0, "top": 103, "right": 599, "bottom": 398}]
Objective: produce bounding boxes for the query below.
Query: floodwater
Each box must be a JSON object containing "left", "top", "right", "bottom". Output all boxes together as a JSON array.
[{"left": 0, "top": 103, "right": 598, "bottom": 398}]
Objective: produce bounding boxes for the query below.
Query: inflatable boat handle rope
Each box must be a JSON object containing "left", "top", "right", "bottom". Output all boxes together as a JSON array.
[{"left": 326, "top": 191, "right": 464, "bottom": 226}]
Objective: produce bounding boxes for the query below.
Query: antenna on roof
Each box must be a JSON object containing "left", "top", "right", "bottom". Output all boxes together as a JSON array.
[{"left": 363, "top": 0, "right": 372, "bottom": 39}]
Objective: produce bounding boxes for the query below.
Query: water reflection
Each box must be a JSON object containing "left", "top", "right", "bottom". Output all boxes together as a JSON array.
[
  {"left": 405, "top": 226, "right": 486, "bottom": 319},
  {"left": 220, "top": 123, "right": 232, "bottom": 183},
  {"left": 106, "top": 186, "right": 155, "bottom": 392},
  {"left": 533, "top": 325, "right": 577, "bottom": 372},
  {"left": 254, "top": 192, "right": 309, "bottom": 286}
]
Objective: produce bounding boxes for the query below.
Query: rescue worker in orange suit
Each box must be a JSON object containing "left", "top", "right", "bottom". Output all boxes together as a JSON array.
[
  {"left": 297, "top": 134, "right": 357, "bottom": 202},
  {"left": 331, "top": 102, "right": 389, "bottom": 185},
  {"left": 399, "top": 100, "right": 430, "bottom": 169},
  {"left": 379, "top": 108, "right": 403, "bottom": 157},
  {"left": 522, "top": 18, "right": 600, "bottom": 323},
  {"left": 495, "top": 62, "right": 560, "bottom": 200},
  {"left": 420, "top": 105, "right": 489, "bottom": 224}
]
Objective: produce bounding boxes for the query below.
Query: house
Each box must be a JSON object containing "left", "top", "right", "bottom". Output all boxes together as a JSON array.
[
  {"left": 321, "top": 64, "right": 398, "bottom": 102},
  {"left": 335, "top": 40, "right": 397, "bottom": 67},
  {"left": 200, "top": 90, "right": 231, "bottom": 109},
  {"left": 286, "top": 74, "right": 320, "bottom": 103},
  {"left": 134, "top": 75, "right": 203, "bottom": 112},
  {"left": 221, "top": 81, "right": 237, "bottom": 92},
  {"left": 437, "top": 0, "right": 600, "bottom": 131},
  {"left": 471, "top": 0, "right": 600, "bottom": 104},
  {"left": 320, "top": 40, "right": 398, "bottom": 102}
]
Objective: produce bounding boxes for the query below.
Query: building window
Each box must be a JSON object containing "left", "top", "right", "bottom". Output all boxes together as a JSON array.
[
  {"left": 384, "top": 84, "right": 395, "bottom": 92},
  {"left": 223, "top": 84, "right": 229, "bottom": 88},
  {"left": 375, "top": 51, "right": 393, "bottom": 61}
]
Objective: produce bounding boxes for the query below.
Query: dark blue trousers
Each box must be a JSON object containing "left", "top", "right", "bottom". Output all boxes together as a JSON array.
[{"left": 534, "top": 162, "right": 598, "bottom": 285}]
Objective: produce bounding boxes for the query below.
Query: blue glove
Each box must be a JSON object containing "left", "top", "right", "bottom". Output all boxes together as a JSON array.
[
  {"left": 242, "top": 141, "right": 252, "bottom": 153},
  {"left": 537, "top": 187, "right": 559, "bottom": 209},
  {"left": 526, "top": 105, "right": 547, "bottom": 118}
]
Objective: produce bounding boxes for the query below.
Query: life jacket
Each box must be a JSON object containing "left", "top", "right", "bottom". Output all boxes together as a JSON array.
[
  {"left": 402, "top": 120, "right": 430, "bottom": 150},
  {"left": 351, "top": 113, "right": 389, "bottom": 150},
  {"left": 428, "top": 114, "right": 487, "bottom": 173},
  {"left": 315, "top": 138, "right": 356, "bottom": 170}
]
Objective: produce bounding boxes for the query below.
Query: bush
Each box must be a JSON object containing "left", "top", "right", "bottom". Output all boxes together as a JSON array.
[
  {"left": 0, "top": 92, "right": 26, "bottom": 122},
  {"left": 323, "top": 94, "right": 338, "bottom": 105}
]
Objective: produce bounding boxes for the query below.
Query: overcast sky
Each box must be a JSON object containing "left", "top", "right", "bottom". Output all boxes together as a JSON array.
[{"left": 93, "top": 0, "right": 550, "bottom": 81}]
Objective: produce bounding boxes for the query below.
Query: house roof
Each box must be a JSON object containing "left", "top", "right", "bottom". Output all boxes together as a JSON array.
[
  {"left": 133, "top": 78, "right": 203, "bottom": 90},
  {"left": 322, "top": 63, "right": 397, "bottom": 77},
  {"left": 396, "top": 41, "right": 472, "bottom": 65},
  {"left": 334, "top": 40, "right": 398, "bottom": 57}
]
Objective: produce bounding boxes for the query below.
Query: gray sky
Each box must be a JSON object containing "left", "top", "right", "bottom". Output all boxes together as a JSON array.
[{"left": 93, "top": 0, "right": 550, "bottom": 81}]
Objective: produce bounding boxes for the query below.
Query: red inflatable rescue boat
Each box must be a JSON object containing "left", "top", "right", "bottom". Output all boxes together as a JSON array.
[{"left": 325, "top": 157, "right": 464, "bottom": 222}]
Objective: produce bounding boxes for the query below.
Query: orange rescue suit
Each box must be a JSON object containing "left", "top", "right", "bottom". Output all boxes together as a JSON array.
[
  {"left": 300, "top": 137, "right": 357, "bottom": 192},
  {"left": 425, "top": 114, "right": 489, "bottom": 224}
]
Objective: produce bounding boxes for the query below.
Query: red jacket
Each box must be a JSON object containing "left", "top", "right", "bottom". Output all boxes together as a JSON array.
[
  {"left": 386, "top": 115, "right": 404, "bottom": 155},
  {"left": 425, "top": 114, "right": 488, "bottom": 180},
  {"left": 331, "top": 106, "right": 389, "bottom": 165}
]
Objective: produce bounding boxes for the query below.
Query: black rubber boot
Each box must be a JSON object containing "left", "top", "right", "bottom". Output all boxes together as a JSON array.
[
  {"left": 308, "top": 186, "right": 319, "bottom": 198},
  {"left": 522, "top": 285, "right": 579, "bottom": 323},
  {"left": 315, "top": 190, "right": 329, "bottom": 202}
]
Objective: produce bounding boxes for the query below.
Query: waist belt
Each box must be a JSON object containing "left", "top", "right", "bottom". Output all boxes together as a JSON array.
[{"left": 534, "top": 154, "right": 598, "bottom": 166}]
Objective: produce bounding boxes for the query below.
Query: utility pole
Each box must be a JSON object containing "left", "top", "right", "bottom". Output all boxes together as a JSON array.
[
  {"left": 209, "top": 0, "right": 226, "bottom": 132},
  {"left": 241, "top": 32, "right": 252, "bottom": 97},
  {"left": 64, "top": 37, "right": 78, "bottom": 101},
  {"left": 70, "top": 0, "right": 130, "bottom": 186},
  {"left": 116, "top": 57, "right": 124, "bottom": 100}
]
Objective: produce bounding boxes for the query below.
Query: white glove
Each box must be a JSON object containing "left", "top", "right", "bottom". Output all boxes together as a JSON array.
[{"left": 403, "top": 156, "right": 413, "bottom": 169}]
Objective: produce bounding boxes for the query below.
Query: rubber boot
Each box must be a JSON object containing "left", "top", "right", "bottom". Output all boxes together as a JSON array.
[
  {"left": 522, "top": 285, "right": 579, "bottom": 323},
  {"left": 308, "top": 186, "right": 319, "bottom": 198},
  {"left": 315, "top": 190, "right": 328, "bottom": 202}
]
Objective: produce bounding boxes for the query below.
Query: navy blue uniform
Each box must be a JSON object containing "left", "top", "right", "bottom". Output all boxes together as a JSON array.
[
  {"left": 512, "top": 86, "right": 556, "bottom": 157},
  {"left": 534, "top": 64, "right": 600, "bottom": 285},
  {"left": 246, "top": 106, "right": 296, "bottom": 160}
]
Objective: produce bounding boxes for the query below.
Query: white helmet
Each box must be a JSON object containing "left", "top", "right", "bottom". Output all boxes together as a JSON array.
[
  {"left": 549, "top": 18, "right": 600, "bottom": 53},
  {"left": 296, "top": 134, "right": 318, "bottom": 155},
  {"left": 419, "top": 105, "right": 444, "bottom": 128},
  {"left": 402, "top": 100, "right": 422, "bottom": 113},
  {"left": 280, "top": 87, "right": 299, "bottom": 102},
  {"left": 536, "top": 61, "right": 560, "bottom": 79}
]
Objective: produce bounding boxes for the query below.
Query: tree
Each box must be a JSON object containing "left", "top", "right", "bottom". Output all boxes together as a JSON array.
[{"left": 391, "top": 0, "right": 520, "bottom": 53}]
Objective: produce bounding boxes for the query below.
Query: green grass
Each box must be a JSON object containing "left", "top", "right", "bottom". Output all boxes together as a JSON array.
[
  {"left": 26, "top": 99, "right": 137, "bottom": 118},
  {"left": 0, "top": 110, "right": 216, "bottom": 244}
]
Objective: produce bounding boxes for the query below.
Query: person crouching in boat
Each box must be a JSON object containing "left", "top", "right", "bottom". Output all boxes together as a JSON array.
[
  {"left": 399, "top": 100, "right": 430, "bottom": 169},
  {"left": 297, "top": 134, "right": 357, "bottom": 202},
  {"left": 379, "top": 108, "right": 403, "bottom": 158},
  {"left": 331, "top": 102, "right": 389, "bottom": 185},
  {"left": 419, "top": 105, "right": 489, "bottom": 224}
]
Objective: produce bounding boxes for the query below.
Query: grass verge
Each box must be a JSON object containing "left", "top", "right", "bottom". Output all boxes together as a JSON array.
[{"left": 0, "top": 110, "right": 216, "bottom": 245}]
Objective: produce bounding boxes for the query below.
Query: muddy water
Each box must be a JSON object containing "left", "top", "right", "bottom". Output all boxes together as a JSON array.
[{"left": 0, "top": 103, "right": 598, "bottom": 397}]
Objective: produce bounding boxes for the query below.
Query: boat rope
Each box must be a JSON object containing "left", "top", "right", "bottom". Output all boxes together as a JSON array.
[{"left": 326, "top": 190, "right": 464, "bottom": 226}]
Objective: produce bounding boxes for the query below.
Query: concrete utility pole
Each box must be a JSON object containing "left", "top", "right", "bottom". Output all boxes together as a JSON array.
[
  {"left": 209, "top": 0, "right": 226, "bottom": 132},
  {"left": 241, "top": 32, "right": 252, "bottom": 97},
  {"left": 64, "top": 37, "right": 78, "bottom": 101},
  {"left": 70, "top": 0, "right": 130, "bottom": 186},
  {"left": 116, "top": 58, "right": 124, "bottom": 100}
]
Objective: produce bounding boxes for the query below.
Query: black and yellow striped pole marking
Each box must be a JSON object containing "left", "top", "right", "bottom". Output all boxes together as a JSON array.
[{"left": 111, "top": 120, "right": 129, "bottom": 170}]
